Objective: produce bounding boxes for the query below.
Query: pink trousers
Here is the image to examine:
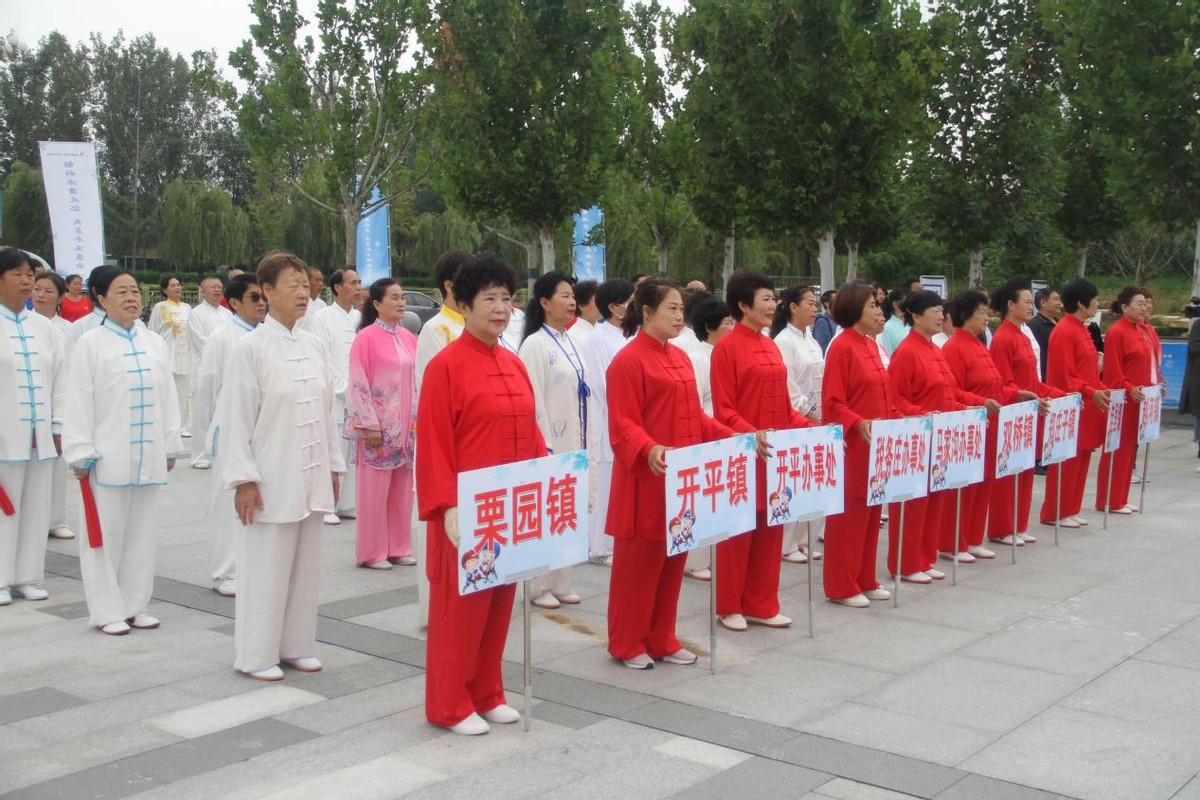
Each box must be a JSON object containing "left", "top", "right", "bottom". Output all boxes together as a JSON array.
[{"left": 355, "top": 465, "right": 414, "bottom": 565}]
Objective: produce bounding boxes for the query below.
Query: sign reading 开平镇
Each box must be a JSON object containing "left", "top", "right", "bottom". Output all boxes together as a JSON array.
[{"left": 663, "top": 434, "right": 758, "bottom": 556}]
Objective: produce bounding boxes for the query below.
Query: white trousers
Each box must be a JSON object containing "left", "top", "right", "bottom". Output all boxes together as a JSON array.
[
  {"left": 0, "top": 460, "right": 53, "bottom": 590},
  {"left": 50, "top": 456, "right": 69, "bottom": 532},
  {"left": 685, "top": 546, "right": 710, "bottom": 572},
  {"left": 77, "top": 483, "right": 161, "bottom": 626},
  {"left": 234, "top": 512, "right": 322, "bottom": 673},
  {"left": 589, "top": 460, "right": 615, "bottom": 559},
  {"left": 782, "top": 517, "right": 825, "bottom": 554},
  {"left": 174, "top": 373, "right": 190, "bottom": 434},
  {"left": 208, "top": 489, "right": 237, "bottom": 582},
  {"left": 337, "top": 437, "right": 356, "bottom": 516}
]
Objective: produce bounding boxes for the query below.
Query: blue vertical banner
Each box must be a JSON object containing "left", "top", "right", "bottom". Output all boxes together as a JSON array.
[
  {"left": 573, "top": 206, "right": 605, "bottom": 283},
  {"left": 356, "top": 185, "right": 391, "bottom": 284}
]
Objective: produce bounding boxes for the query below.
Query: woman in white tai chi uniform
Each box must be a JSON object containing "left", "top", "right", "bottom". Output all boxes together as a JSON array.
[
  {"left": 31, "top": 272, "right": 76, "bottom": 542},
  {"left": 64, "top": 267, "right": 181, "bottom": 635},
  {"left": 217, "top": 252, "right": 345, "bottom": 681}
]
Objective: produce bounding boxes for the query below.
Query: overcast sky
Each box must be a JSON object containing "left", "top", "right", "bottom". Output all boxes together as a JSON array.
[{"left": 2, "top": 0, "right": 688, "bottom": 75}]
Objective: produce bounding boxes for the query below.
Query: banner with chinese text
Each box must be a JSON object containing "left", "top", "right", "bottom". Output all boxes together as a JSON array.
[
  {"left": 867, "top": 416, "right": 932, "bottom": 506},
  {"left": 355, "top": 185, "right": 391, "bottom": 284},
  {"left": 928, "top": 408, "right": 986, "bottom": 491},
  {"left": 39, "top": 141, "right": 104, "bottom": 277},
  {"left": 767, "top": 425, "right": 845, "bottom": 524},
  {"left": 1137, "top": 385, "right": 1162, "bottom": 445},
  {"left": 1104, "top": 389, "right": 1127, "bottom": 454},
  {"left": 663, "top": 434, "right": 757, "bottom": 555},
  {"left": 1041, "top": 394, "right": 1082, "bottom": 466},
  {"left": 996, "top": 400, "right": 1038, "bottom": 479},
  {"left": 456, "top": 450, "right": 589, "bottom": 596}
]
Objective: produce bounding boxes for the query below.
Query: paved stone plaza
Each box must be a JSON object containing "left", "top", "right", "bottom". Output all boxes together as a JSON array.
[{"left": 1, "top": 426, "right": 1198, "bottom": 800}]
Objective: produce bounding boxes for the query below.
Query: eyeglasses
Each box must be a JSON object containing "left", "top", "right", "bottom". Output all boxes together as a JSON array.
[{"left": 246, "top": 292, "right": 264, "bottom": 302}]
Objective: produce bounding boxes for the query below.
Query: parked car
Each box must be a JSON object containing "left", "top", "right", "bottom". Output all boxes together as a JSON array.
[{"left": 403, "top": 290, "right": 442, "bottom": 326}]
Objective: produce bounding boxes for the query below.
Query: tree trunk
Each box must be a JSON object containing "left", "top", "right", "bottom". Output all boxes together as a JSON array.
[
  {"left": 721, "top": 222, "right": 736, "bottom": 291},
  {"left": 1077, "top": 243, "right": 1089, "bottom": 277},
  {"left": 539, "top": 227, "right": 556, "bottom": 273},
  {"left": 846, "top": 241, "right": 859, "bottom": 282},
  {"left": 525, "top": 238, "right": 538, "bottom": 295},
  {"left": 969, "top": 245, "right": 984, "bottom": 287},
  {"left": 817, "top": 230, "right": 836, "bottom": 293},
  {"left": 342, "top": 204, "right": 359, "bottom": 266},
  {"left": 653, "top": 225, "right": 669, "bottom": 277},
  {"left": 1192, "top": 216, "right": 1200, "bottom": 301}
]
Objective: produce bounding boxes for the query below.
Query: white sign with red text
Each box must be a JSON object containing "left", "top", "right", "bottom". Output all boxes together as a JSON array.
[
  {"left": 456, "top": 450, "right": 589, "bottom": 596},
  {"left": 1137, "top": 385, "right": 1162, "bottom": 445},
  {"left": 928, "top": 408, "right": 987, "bottom": 491},
  {"left": 1104, "top": 389, "right": 1127, "bottom": 454},
  {"left": 867, "top": 416, "right": 932, "bottom": 506},
  {"left": 766, "top": 425, "right": 845, "bottom": 524},
  {"left": 1041, "top": 394, "right": 1083, "bottom": 466},
  {"left": 996, "top": 400, "right": 1038, "bottom": 479},
  {"left": 663, "top": 434, "right": 758, "bottom": 555}
]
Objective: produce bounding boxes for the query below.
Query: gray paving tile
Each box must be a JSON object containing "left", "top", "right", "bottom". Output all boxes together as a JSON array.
[
  {"left": 32, "top": 600, "right": 89, "bottom": 620},
  {"left": 281, "top": 654, "right": 421, "bottom": 700},
  {"left": 1058, "top": 659, "right": 1200, "bottom": 736},
  {"left": 800, "top": 701, "right": 996, "bottom": 768},
  {"left": 319, "top": 586, "right": 416, "bottom": 619},
  {"left": 526, "top": 668, "right": 659, "bottom": 717},
  {"left": 314, "top": 616, "right": 424, "bottom": 662},
  {"left": 529, "top": 699, "right": 605, "bottom": 730},
  {"left": 960, "top": 617, "right": 1148, "bottom": 679},
  {"left": 771, "top": 733, "right": 967, "bottom": 798},
  {"left": 621, "top": 698, "right": 803, "bottom": 756},
  {"left": 274, "top": 675, "right": 425, "bottom": 735},
  {"left": 0, "top": 687, "right": 85, "bottom": 724},
  {"left": 1172, "top": 775, "right": 1200, "bottom": 800},
  {"left": 149, "top": 575, "right": 235, "bottom": 619},
  {"left": 935, "top": 773, "right": 1079, "bottom": 800},
  {"left": 42, "top": 551, "right": 81, "bottom": 580},
  {"left": 678, "top": 756, "right": 831, "bottom": 800}
]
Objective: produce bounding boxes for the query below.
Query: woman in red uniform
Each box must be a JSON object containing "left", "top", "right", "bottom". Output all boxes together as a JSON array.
[
  {"left": 58, "top": 274, "right": 93, "bottom": 322},
  {"left": 941, "top": 289, "right": 1023, "bottom": 561},
  {"left": 821, "top": 281, "right": 898, "bottom": 607},
  {"left": 988, "top": 278, "right": 1062, "bottom": 542},
  {"left": 887, "top": 291, "right": 993, "bottom": 583},
  {"left": 710, "top": 270, "right": 810, "bottom": 631},
  {"left": 606, "top": 279, "right": 739, "bottom": 669},
  {"left": 1041, "top": 279, "right": 1111, "bottom": 527},
  {"left": 416, "top": 254, "right": 546, "bottom": 736},
  {"left": 1095, "top": 286, "right": 1154, "bottom": 514}
]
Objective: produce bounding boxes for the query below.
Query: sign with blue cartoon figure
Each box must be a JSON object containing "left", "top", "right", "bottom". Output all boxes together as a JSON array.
[
  {"left": 766, "top": 425, "right": 845, "bottom": 523},
  {"left": 663, "top": 434, "right": 758, "bottom": 555}
]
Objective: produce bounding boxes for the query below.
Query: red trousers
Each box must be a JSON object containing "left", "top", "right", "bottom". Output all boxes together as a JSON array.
[
  {"left": 1040, "top": 450, "right": 1093, "bottom": 522},
  {"left": 823, "top": 499, "right": 882, "bottom": 600},
  {"left": 716, "top": 509, "right": 783, "bottom": 617},
  {"left": 607, "top": 536, "right": 686, "bottom": 660},
  {"left": 989, "top": 469, "right": 1034, "bottom": 538},
  {"left": 425, "top": 517, "right": 514, "bottom": 727},
  {"left": 937, "top": 487, "right": 975, "bottom": 553},
  {"left": 1095, "top": 406, "right": 1139, "bottom": 510},
  {"left": 887, "top": 491, "right": 944, "bottom": 575}
]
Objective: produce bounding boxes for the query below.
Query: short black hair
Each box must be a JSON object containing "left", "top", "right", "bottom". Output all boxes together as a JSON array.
[
  {"left": 691, "top": 296, "right": 731, "bottom": 341},
  {"left": 0, "top": 247, "right": 34, "bottom": 276},
  {"left": 257, "top": 251, "right": 309, "bottom": 288},
  {"left": 159, "top": 274, "right": 179, "bottom": 292},
  {"left": 224, "top": 274, "right": 260, "bottom": 303},
  {"left": 86, "top": 265, "right": 122, "bottom": 302},
  {"left": 453, "top": 254, "right": 518, "bottom": 308},
  {"left": 573, "top": 280, "right": 598, "bottom": 314},
  {"left": 724, "top": 270, "right": 774, "bottom": 321},
  {"left": 820, "top": 289, "right": 836, "bottom": 308},
  {"left": 885, "top": 287, "right": 910, "bottom": 320},
  {"left": 330, "top": 268, "right": 359, "bottom": 288},
  {"left": 595, "top": 278, "right": 634, "bottom": 320},
  {"left": 1061, "top": 278, "right": 1098, "bottom": 314},
  {"left": 902, "top": 289, "right": 944, "bottom": 325},
  {"left": 831, "top": 281, "right": 876, "bottom": 329},
  {"left": 36, "top": 271, "right": 67, "bottom": 297},
  {"left": 434, "top": 250, "right": 473, "bottom": 300},
  {"left": 1034, "top": 287, "right": 1055, "bottom": 311},
  {"left": 949, "top": 289, "right": 989, "bottom": 328},
  {"left": 990, "top": 275, "right": 1031, "bottom": 315}
]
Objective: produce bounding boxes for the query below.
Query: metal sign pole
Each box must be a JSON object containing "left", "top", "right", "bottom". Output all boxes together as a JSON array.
[
  {"left": 807, "top": 519, "right": 815, "bottom": 638},
  {"left": 894, "top": 502, "right": 906, "bottom": 607},
  {"left": 1054, "top": 466, "right": 1062, "bottom": 547},
  {"left": 522, "top": 579, "right": 532, "bottom": 731},
  {"left": 952, "top": 488, "right": 962, "bottom": 586},
  {"left": 1138, "top": 444, "right": 1150, "bottom": 514},
  {"left": 1011, "top": 475, "right": 1019, "bottom": 564},
  {"left": 709, "top": 544, "right": 717, "bottom": 675},
  {"left": 1103, "top": 452, "right": 1115, "bottom": 530}
]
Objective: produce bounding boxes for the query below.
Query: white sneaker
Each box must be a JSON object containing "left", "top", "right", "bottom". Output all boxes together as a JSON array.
[
  {"left": 991, "top": 535, "right": 1023, "bottom": 546},
  {"left": 481, "top": 704, "right": 521, "bottom": 724},
  {"left": 180, "top": 429, "right": 192, "bottom": 438},
  {"left": 1018, "top": 532, "right": 1037, "bottom": 544},
  {"left": 323, "top": 513, "right": 341, "bottom": 525},
  {"left": 1072, "top": 515, "right": 1090, "bottom": 526},
  {"left": 1111, "top": 505, "right": 1134, "bottom": 515},
  {"left": 191, "top": 459, "right": 212, "bottom": 470},
  {"left": 0, "top": 588, "right": 12, "bottom": 606},
  {"left": 968, "top": 545, "right": 996, "bottom": 559},
  {"left": 831, "top": 593, "right": 870, "bottom": 607},
  {"left": 684, "top": 568, "right": 711, "bottom": 581},
  {"left": 531, "top": 590, "right": 560, "bottom": 609},
  {"left": 100, "top": 620, "right": 130, "bottom": 635},
  {"left": 622, "top": 653, "right": 654, "bottom": 669},
  {"left": 247, "top": 665, "right": 284, "bottom": 681},
  {"left": 449, "top": 712, "right": 489, "bottom": 735},
  {"left": 282, "top": 656, "right": 322, "bottom": 672},
  {"left": 719, "top": 614, "right": 748, "bottom": 631},
  {"left": 863, "top": 586, "right": 891, "bottom": 601},
  {"left": 940, "top": 551, "right": 975, "bottom": 564},
  {"left": 394, "top": 555, "right": 418, "bottom": 566},
  {"left": 588, "top": 554, "right": 614, "bottom": 567},
  {"left": 49, "top": 526, "right": 75, "bottom": 540},
  {"left": 925, "top": 568, "right": 946, "bottom": 580},
  {"left": 662, "top": 648, "right": 698, "bottom": 665},
  {"left": 745, "top": 614, "right": 792, "bottom": 628},
  {"left": 13, "top": 584, "right": 49, "bottom": 601},
  {"left": 1043, "top": 517, "right": 1079, "bottom": 529},
  {"left": 901, "top": 572, "right": 933, "bottom": 584},
  {"left": 126, "top": 614, "right": 160, "bottom": 629},
  {"left": 362, "top": 560, "right": 392, "bottom": 570},
  {"left": 213, "top": 577, "right": 236, "bottom": 597},
  {"left": 781, "top": 550, "right": 808, "bottom": 564}
]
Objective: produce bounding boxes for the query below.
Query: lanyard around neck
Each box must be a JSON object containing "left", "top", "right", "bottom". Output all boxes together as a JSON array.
[{"left": 542, "top": 324, "right": 589, "bottom": 447}]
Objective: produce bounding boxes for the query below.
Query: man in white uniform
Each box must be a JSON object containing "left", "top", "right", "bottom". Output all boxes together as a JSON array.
[
  {"left": 193, "top": 276, "right": 266, "bottom": 597},
  {"left": 186, "top": 276, "right": 232, "bottom": 468},
  {"left": 218, "top": 253, "right": 345, "bottom": 680},
  {"left": 308, "top": 268, "right": 362, "bottom": 524},
  {"left": 580, "top": 277, "right": 634, "bottom": 566},
  {"left": 298, "top": 267, "right": 328, "bottom": 330},
  {"left": 0, "top": 249, "right": 65, "bottom": 605},
  {"left": 413, "top": 250, "right": 472, "bottom": 628}
]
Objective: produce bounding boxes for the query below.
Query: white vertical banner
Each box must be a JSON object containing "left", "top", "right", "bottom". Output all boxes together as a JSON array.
[{"left": 39, "top": 141, "right": 105, "bottom": 278}]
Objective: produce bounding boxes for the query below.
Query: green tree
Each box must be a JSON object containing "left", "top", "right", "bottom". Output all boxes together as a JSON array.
[
  {"left": 160, "top": 180, "right": 250, "bottom": 268},
  {"left": 231, "top": 0, "right": 432, "bottom": 266},
  {"left": 2, "top": 161, "right": 52, "bottom": 256},
  {"left": 1053, "top": 0, "right": 1200, "bottom": 298},
  {"left": 427, "top": 0, "right": 630, "bottom": 273},
  {"left": 0, "top": 31, "right": 91, "bottom": 173}
]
